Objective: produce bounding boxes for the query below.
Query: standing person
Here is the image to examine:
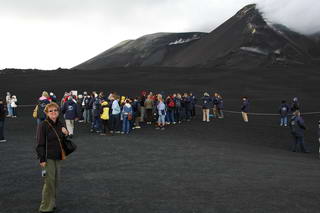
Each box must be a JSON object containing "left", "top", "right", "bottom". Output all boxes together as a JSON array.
[
  {"left": 91, "top": 93, "right": 102, "bottom": 133},
  {"left": 144, "top": 95, "right": 154, "bottom": 125},
  {"left": 212, "top": 93, "right": 219, "bottom": 118},
  {"left": 156, "top": 95, "right": 166, "bottom": 130},
  {"left": 100, "top": 99, "right": 110, "bottom": 135},
  {"left": 217, "top": 94, "right": 224, "bottom": 119},
  {"left": 241, "top": 97, "right": 249, "bottom": 123},
  {"left": 166, "top": 96, "right": 175, "bottom": 124},
  {"left": 291, "top": 97, "right": 300, "bottom": 112},
  {"left": 190, "top": 93, "right": 197, "bottom": 118},
  {"left": 36, "top": 102, "right": 69, "bottom": 213},
  {"left": 76, "top": 94, "right": 84, "bottom": 122},
  {"left": 49, "top": 92, "right": 57, "bottom": 103},
  {"left": 61, "top": 96, "right": 78, "bottom": 138},
  {"left": 279, "top": 100, "right": 290, "bottom": 127},
  {"left": 82, "top": 92, "right": 92, "bottom": 124},
  {"left": 37, "top": 91, "right": 51, "bottom": 125},
  {"left": 10, "top": 95, "right": 18, "bottom": 118},
  {"left": 183, "top": 93, "right": 192, "bottom": 121},
  {"left": 132, "top": 97, "right": 141, "bottom": 129},
  {"left": 5, "top": 92, "right": 12, "bottom": 117},
  {"left": 121, "top": 99, "right": 133, "bottom": 134},
  {"left": 140, "top": 91, "right": 147, "bottom": 123},
  {"left": 174, "top": 93, "right": 183, "bottom": 124},
  {"left": 110, "top": 95, "right": 121, "bottom": 134},
  {"left": 201, "top": 92, "right": 211, "bottom": 122},
  {"left": 289, "top": 110, "right": 309, "bottom": 153},
  {"left": 0, "top": 98, "right": 6, "bottom": 143}
]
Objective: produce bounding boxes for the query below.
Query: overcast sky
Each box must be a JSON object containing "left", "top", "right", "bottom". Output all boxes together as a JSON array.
[{"left": 0, "top": 0, "right": 319, "bottom": 70}]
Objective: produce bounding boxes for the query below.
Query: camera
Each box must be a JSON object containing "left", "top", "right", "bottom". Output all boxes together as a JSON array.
[{"left": 41, "top": 169, "right": 47, "bottom": 177}]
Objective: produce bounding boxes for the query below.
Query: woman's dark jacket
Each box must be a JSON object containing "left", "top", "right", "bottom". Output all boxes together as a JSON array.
[
  {"left": 0, "top": 103, "right": 6, "bottom": 121},
  {"left": 36, "top": 118, "right": 65, "bottom": 163}
]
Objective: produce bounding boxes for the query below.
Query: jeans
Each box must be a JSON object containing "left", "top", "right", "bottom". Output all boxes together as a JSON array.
[
  {"left": 101, "top": 119, "right": 109, "bottom": 133},
  {"left": 7, "top": 103, "right": 12, "bottom": 116},
  {"left": 292, "top": 136, "right": 308, "bottom": 152},
  {"left": 91, "top": 116, "right": 101, "bottom": 132},
  {"left": 0, "top": 120, "right": 4, "bottom": 140},
  {"left": 158, "top": 114, "right": 166, "bottom": 125},
  {"left": 166, "top": 110, "right": 175, "bottom": 123},
  {"left": 122, "top": 116, "right": 130, "bottom": 133},
  {"left": 280, "top": 116, "right": 288, "bottom": 126},
  {"left": 185, "top": 109, "right": 191, "bottom": 120},
  {"left": 175, "top": 107, "right": 182, "bottom": 122},
  {"left": 110, "top": 114, "right": 121, "bottom": 131},
  {"left": 83, "top": 109, "right": 92, "bottom": 123}
]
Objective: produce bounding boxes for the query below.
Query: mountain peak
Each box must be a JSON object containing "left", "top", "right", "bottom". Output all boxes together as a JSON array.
[{"left": 236, "top": 4, "right": 257, "bottom": 17}]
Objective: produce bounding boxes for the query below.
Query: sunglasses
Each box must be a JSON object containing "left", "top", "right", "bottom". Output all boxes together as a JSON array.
[{"left": 48, "top": 109, "right": 59, "bottom": 113}]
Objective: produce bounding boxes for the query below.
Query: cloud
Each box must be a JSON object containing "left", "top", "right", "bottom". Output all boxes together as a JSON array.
[{"left": 0, "top": 0, "right": 319, "bottom": 69}]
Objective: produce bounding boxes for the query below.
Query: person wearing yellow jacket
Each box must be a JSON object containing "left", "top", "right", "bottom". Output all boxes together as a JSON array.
[{"left": 100, "top": 100, "right": 110, "bottom": 135}]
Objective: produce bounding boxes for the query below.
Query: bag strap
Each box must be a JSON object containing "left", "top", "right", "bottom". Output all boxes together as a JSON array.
[{"left": 45, "top": 120, "right": 66, "bottom": 160}]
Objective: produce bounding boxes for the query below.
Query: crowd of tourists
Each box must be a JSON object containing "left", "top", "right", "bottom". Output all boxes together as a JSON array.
[{"left": 0, "top": 90, "right": 318, "bottom": 213}]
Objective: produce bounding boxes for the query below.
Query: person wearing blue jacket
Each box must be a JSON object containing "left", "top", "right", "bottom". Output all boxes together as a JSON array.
[
  {"left": 241, "top": 97, "right": 249, "bottom": 122},
  {"left": 201, "top": 92, "right": 211, "bottom": 122},
  {"left": 61, "top": 96, "right": 78, "bottom": 138},
  {"left": 121, "top": 99, "right": 133, "bottom": 134},
  {"left": 279, "top": 100, "right": 290, "bottom": 127},
  {"left": 289, "top": 110, "right": 309, "bottom": 153}
]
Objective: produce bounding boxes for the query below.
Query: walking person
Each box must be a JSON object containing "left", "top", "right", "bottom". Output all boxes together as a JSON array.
[
  {"left": 289, "top": 110, "right": 309, "bottom": 153},
  {"left": 0, "top": 98, "right": 6, "bottom": 143},
  {"left": 241, "top": 97, "right": 249, "bottom": 123},
  {"left": 10, "top": 95, "right": 18, "bottom": 118},
  {"left": 121, "top": 99, "right": 133, "bottom": 134},
  {"left": 36, "top": 102, "right": 69, "bottom": 213},
  {"left": 156, "top": 95, "right": 166, "bottom": 130},
  {"left": 279, "top": 100, "right": 290, "bottom": 127},
  {"left": 201, "top": 92, "right": 211, "bottom": 122},
  {"left": 212, "top": 93, "right": 219, "bottom": 118},
  {"left": 61, "top": 96, "right": 78, "bottom": 138},
  {"left": 5, "top": 92, "right": 12, "bottom": 117}
]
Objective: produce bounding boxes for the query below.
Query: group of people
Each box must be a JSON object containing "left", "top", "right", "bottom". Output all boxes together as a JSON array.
[
  {"left": 0, "top": 90, "right": 318, "bottom": 213},
  {"left": 5, "top": 92, "right": 18, "bottom": 118}
]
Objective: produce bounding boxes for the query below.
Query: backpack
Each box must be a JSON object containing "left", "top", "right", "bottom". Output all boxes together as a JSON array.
[
  {"left": 100, "top": 106, "right": 109, "bottom": 120},
  {"left": 168, "top": 99, "right": 175, "bottom": 108}
]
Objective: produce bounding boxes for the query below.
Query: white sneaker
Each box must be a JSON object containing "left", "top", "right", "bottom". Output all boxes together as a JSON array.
[{"left": 0, "top": 139, "right": 6, "bottom": 143}]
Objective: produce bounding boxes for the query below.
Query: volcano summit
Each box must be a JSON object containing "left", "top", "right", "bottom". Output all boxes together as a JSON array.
[{"left": 74, "top": 4, "right": 320, "bottom": 70}]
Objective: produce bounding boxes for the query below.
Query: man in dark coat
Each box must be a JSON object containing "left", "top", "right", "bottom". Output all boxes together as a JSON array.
[{"left": 289, "top": 110, "right": 309, "bottom": 153}]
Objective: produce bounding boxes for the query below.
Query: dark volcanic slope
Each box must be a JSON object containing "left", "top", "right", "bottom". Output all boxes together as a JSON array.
[
  {"left": 74, "top": 4, "right": 320, "bottom": 70},
  {"left": 74, "top": 32, "right": 206, "bottom": 70}
]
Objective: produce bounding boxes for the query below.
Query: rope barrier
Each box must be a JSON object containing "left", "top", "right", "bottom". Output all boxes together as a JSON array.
[{"left": 15, "top": 104, "right": 320, "bottom": 116}]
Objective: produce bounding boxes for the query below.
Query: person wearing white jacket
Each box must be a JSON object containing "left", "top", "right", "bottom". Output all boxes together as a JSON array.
[
  {"left": 5, "top": 92, "right": 12, "bottom": 117},
  {"left": 10, "top": 95, "right": 18, "bottom": 118}
]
